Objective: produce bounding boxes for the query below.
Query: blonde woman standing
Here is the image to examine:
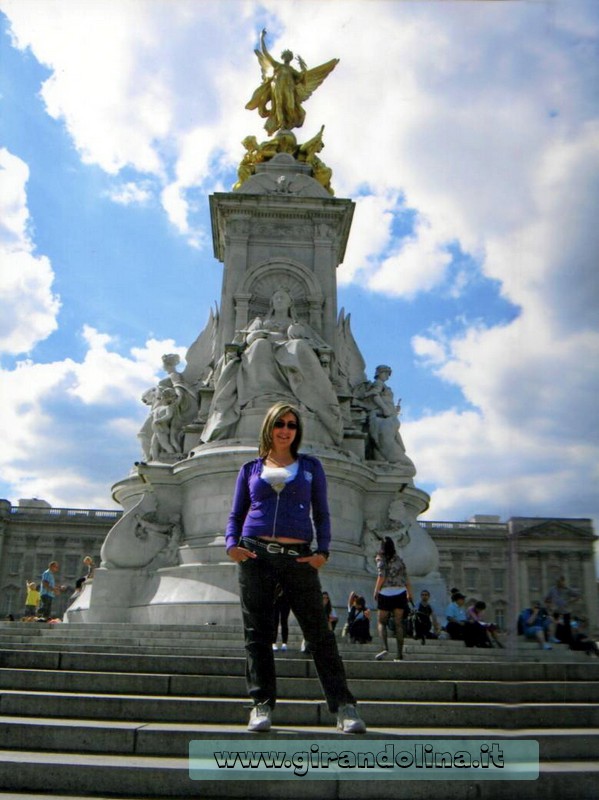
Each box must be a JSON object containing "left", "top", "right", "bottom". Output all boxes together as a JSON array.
[{"left": 226, "top": 401, "right": 366, "bottom": 735}]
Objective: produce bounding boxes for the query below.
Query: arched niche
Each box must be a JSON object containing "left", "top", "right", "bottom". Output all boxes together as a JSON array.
[{"left": 233, "top": 258, "right": 325, "bottom": 338}]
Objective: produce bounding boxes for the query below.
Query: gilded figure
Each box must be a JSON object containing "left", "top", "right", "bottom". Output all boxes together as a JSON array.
[{"left": 246, "top": 29, "right": 339, "bottom": 135}]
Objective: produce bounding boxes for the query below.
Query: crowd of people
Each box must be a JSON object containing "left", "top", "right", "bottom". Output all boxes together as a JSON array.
[
  {"left": 270, "top": 573, "right": 595, "bottom": 663},
  {"left": 15, "top": 556, "right": 95, "bottom": 623},
  {"left": 9, "top": 401, "right": 594, "bottom": 745}
]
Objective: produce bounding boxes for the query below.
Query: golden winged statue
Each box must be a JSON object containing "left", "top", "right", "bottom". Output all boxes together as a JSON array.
[{"left": 245, "top": 29, "right": 339, "bottom": 136}]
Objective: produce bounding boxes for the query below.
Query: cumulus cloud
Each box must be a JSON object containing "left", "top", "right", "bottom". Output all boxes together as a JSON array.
[
  {"left": 1, "top": 0, "right": 598, "bottom": 540},
  {"left": 106, "top": 181, "right": 153, "bottom": 206},
  {"left": 0, "top": 329, "right": 187, "bottom": 507},
  {"left": 0, "top": 148, "right": 60, "bottom": 355}
]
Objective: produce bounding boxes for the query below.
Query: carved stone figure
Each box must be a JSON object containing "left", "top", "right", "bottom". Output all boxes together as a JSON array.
[
  {"left": 362, "top": 497, "right": 439, "bottom": 578},
  {"left": 363, "top": 365, "right": 415, "bottom": 469},
  {"left": 101, "top": 494, "right": 183, "bottom": 569},
  {"left": 137, "top": 387, "right": 159, "bottom": 462},
  {"left": 138, "top": 353, "right": 201, "bottom": 462},
  {"left": 246, "top": 29, "right": 339, "bottom": 135},
  {"left": 150, "top": 387, "right": 180, "bottom": 459},
  {"left": 298, "top": 125, "right": 333, "bottom": 195},
  {"left": 202, "top": 287, "right": 343, "bottom": 444}
]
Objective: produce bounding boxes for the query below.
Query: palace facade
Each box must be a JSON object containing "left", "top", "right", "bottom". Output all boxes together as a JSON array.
[{"left": 1, "top": 499, "right": 597, "bottom": 631}]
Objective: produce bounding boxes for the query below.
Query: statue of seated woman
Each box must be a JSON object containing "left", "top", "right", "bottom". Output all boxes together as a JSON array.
[{"left": 201, "top": 288, "right": 343, "bottom": 445}]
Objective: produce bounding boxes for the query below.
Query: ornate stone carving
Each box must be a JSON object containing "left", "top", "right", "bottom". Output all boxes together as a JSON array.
[
  {"left": 362, "top": 497, "right": 439, "bottom": 578},
  {"left": 137, "top": 354, "right": 200, "bottom": 462},
  {"left": 201, "top": 286, "right": 343, "bottom": 444},
  {"left": 361, "top": 365, "right": 415, "bottom": 471},
  {"left": 100, "top": 493, "right": 183, "bottom": 569}
]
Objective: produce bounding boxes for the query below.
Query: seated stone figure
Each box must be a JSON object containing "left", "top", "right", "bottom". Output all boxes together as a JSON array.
[{"left": 201, "top": 287, "right": 343, "bottom": 445}]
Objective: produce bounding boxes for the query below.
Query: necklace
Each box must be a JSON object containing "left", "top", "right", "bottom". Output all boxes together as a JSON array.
[{"left": 267, "top": 453, "right": 294, "bottom": 468}]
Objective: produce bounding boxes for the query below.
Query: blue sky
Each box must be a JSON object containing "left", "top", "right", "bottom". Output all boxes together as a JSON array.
[{"left": 0, "top": 1, "right": 598, "bottom": 556}]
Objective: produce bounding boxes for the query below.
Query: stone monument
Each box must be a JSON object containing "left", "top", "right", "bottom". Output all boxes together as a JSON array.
[{"left": 66, "top": 31, "right": 443, "bottom": 625}]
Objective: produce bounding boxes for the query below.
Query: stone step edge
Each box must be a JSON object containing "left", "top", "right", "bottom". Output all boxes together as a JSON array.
[
  {"left": 2, "top": 715, "right": 599, "bottom": 738},
  {"left": 6, "top": 667, "right": 598, "bottom": 687},
  {"left": 2, "top": 650, "right": 597, "bottom": 676},
  {"left": 3, "top": 690, "right": 598, "bottom": 711}
]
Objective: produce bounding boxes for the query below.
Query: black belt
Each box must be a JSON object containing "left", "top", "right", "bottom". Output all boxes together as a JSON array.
[{"left": 241, "top": 537, "right": 311, "bottom": 557}]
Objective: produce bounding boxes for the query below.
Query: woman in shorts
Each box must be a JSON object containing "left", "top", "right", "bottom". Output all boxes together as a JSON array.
[{"left": 373, "top": 536, "right": 412, "bottom": 661}]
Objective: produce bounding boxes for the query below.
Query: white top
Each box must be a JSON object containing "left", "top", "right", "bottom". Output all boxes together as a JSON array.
[{"left": 261, "top": 462, "right": 299, "bottom": 487}]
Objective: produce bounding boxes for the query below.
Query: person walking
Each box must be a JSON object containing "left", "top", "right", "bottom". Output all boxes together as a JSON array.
[
  {"left": 38, "top": 561, "right": 60, "bottom": 620},
  {"left": 373, "top": 536, "right": 412, "bottom": 661},
  {"left": 225, "top": 401, "right": 366, "bottom": 734}
]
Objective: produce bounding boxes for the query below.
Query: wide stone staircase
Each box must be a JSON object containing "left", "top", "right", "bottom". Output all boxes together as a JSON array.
[{"left": 0, "top": 621, "right": 598, "bottom": 799}]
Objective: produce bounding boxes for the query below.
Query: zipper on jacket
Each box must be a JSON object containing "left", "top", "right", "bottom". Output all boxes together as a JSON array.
[{"left": 272, "top": 492, "right": 281, "bottom": 538}]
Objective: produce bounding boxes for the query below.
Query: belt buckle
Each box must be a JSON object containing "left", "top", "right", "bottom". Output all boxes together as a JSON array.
[{"left": 266, "top": 542, "right": 284, "bottom": 554}]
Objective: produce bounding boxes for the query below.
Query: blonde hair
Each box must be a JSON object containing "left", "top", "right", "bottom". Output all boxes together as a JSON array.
[{"left": 258, "top": 402, "right": 303, "bottom": 459}]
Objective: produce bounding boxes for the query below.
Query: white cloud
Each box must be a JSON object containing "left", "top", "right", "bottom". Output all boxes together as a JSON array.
[
  {"left": 0, "top": 148, "right": 61, "bottom": 355},
  {"left": 1, "top": 0, "right": 597, "bottom": 543},
  {"left": 0, "top": 328, "right": 187, "bottom": 507},
  {"left": 106, "top": 181, "right": 153, "bottom": 206},
  {"left": 367, "top": 218, "right": 453, "bottom": 298}
]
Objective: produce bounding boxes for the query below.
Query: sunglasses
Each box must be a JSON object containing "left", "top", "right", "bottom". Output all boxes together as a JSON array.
[{"left": 274, "top": 419, "right": 298, "bottom": 430}]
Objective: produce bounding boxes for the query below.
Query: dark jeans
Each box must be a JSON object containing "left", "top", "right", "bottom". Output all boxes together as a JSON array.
[
  {"left": 238, "top": 548, "right": 356, "bottom": 712},
  {"left": 445, "top": 621, "right": 465, "bottom": 640},
  {"left": 38, "top": 595, "right": 53, "bottom": 618}
]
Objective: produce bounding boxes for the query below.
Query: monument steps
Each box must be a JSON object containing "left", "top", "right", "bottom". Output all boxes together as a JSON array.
[
  {"left": 1, "top": 748, "right": 597, "bottom": 800},
  {"left": 3, "top": 667, "right": 599, "bottom": 703},
  {"left": 0, "top": 642, "right": 598, "bottom": 798},
  {"left": 0, "top": 622, "right": 591, "bottom": 663}
]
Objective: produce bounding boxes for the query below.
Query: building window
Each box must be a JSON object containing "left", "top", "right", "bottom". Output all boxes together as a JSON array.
[
  {"left": 440, "top": 568, "right": 452, "bottom": 590},
  {"left": 64, "top": 555, "right": 80, "bottom": 578},
  {"left": 528, "top": 566, "right": 541, "bottom": 594},
  {"left": 464, "top": 568, "right": 478, "bottom": 592},
  {"left": 492, "top": 569, "right": 505, "bottom": 593},
  {"left": 35, "top": 554, "right": 52, "bottom": 577},
  {"left": 8, "top": 553, "right": 21, "bottom": 575},
  {"left": 494, "top": 606, "right": 506, "bottom": 630},
  {"left": 568, "top": 564, "right": 583, "bottom": 591}
]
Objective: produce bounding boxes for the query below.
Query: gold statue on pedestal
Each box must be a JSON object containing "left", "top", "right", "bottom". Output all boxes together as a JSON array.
[
  {"left": 234, "top": 31, "right": 337, "bottom": 194},
  {"left": 246, "top": 29, "right": 339, "bottom": 136}
]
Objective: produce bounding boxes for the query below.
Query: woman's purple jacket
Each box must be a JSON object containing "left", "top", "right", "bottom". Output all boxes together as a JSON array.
[{"left": 225, "top": 454, "right": 331, "bottom": 552}]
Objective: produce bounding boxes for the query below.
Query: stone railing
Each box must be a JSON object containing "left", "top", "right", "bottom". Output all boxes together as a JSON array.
[
  {"left": 9, "top": 506, "right": 121, "bottom": 520},
  {"left": 418, "top": 520, "right": 507, "bottom": 531}
]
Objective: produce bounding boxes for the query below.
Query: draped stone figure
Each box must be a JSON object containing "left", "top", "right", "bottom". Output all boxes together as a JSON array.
[
  {"left": 363, "top": 365, "right": 414, "bottom": 468},
  {"left": 201, "top": 288, "right": 343, "bottom": 445}
]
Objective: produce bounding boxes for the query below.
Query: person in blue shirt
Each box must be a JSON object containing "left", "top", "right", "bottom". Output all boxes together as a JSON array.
[
  {"left": 38, "top": 561, "right": 60, "bottom": 620},
  {"left": 444, "top": 592, "right": 468, "bottom": 640},
  {"left": 225, "top": 401, "right": 365, "bottom": 735}
]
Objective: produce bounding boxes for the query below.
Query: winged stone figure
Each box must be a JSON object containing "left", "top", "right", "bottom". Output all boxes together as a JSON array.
[
  {"left": 336, "top": 308, "right": 367, "bottom": 395},
  {"left": 245, "top": 29, "right": 339, "bottom": 136}
]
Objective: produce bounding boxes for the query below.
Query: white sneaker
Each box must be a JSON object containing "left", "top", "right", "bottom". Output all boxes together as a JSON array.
[
  {"left": 281, "top": 643, "right": 287, "bottom": 651},
  {"left": 272, "top": 643, "right": 278, "bottom": 651},
  {"left": 336, "top": 704, "right": 366, "bottom": 734},
  {"left": 375, "top": 649, "right": 389, "bottom": 661},
  {"left": 247, "top": 703, "right": 272, "bottom": 732}
]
